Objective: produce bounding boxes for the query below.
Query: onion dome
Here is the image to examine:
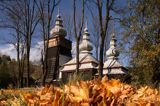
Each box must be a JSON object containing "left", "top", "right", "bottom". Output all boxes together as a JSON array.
[
  {"left": 50, "top": 12, "right": 67, "bottom": 37},
  {"left": 106, "top": 33, "right": 119, "bottom": 59},
  {"left": 79, "top": 23, "right": 93, "bottom": 53}
]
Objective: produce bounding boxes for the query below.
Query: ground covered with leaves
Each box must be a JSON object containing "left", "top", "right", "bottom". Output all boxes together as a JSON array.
[{"left": 0, "top": 76, "right": 160, "bottom": 106}]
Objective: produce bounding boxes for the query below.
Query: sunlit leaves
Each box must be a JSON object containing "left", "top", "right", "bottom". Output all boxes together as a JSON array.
[{"left": 1, "top": 76, "right": 160, "bottom": 105}]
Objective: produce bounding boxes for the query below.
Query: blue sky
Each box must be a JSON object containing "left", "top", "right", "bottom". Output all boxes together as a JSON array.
[{"left": 0, "top": 0, "right": 129, "bottom": 66}]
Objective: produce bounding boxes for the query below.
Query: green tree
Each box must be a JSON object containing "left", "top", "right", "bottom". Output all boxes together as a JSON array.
[{"left": 0, "top": 55, "right": 15, "bottom": 88}]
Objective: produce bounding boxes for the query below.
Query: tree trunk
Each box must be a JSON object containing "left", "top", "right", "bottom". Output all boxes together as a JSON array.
[
  {"left": 73, "top": 0, "right": 84, "bottom": 74},
  {"left": 42, "top": 40, "right": 49, "bottom": 86},
  {"left": 17, "top": 37, "right": 21, "bottom": 88},
  {"left": 26, "top": 52, "right": 30, "bottom": 87},
  {"left": 26, "top": 38, "right": 30, "bottom": 87},
  {"left": 20, "top": 45, "right": 25, "bottom": 87},
  {"left": 42, "top": 36, "right": 49, "bottom": 86},
  {"left": 76, "top": 38, "right": 80, "bottom": 74},
  {"left": 98, "top": 35, "right": 105, "bottom": 78},
  {"left": 96, "top": 44, "right": 99, "bottom": 60}
]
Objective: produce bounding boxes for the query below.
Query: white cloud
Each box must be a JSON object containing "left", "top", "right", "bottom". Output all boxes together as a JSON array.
[
  {"left": 0, "top": 44, "right": 16, "bottom": 59},
  {"left": 0, "top": 41, "right": 43, "bottom": 61},
  {"left": 30, "top": 41, "right": 43, "bottom": 61}
]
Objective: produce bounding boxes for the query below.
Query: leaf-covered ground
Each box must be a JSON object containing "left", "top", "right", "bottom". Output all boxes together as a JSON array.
[{"left": 0, "top": 76, "right": 160, "bottom": 106}]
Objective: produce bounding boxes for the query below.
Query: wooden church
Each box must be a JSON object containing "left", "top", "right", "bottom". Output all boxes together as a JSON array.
[{"left": 43, "top": 12, "right": 127, "bottom": 83}]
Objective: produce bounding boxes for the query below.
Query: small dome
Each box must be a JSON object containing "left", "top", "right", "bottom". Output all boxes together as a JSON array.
[
  {"left": 106, "top": 48, "right": 119, "bottom": 57},
  {"left": 50, "top": 14, "right": 67, "bottom": 37},
  {"left": 106, "top": 33, "right": 119, "bottom": 58},
  {"left": 79, "top": 26, "right": 93, "bottom": 53},
  {"left": 79, "top": 40, "right": 93, "bottom": 52}
]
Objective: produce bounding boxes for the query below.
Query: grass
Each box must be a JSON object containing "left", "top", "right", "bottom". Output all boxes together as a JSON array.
[{"left": 67, "top": 72, "right": 85, "bottom": 85}]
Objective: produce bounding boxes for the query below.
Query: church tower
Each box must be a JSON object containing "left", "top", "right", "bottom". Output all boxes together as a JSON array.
[
  {"left": 46, "top": 12, "right": 72, "bottom": 82},
  {"left": 103, "top": 33, "right": 127, "bottom": 79}
]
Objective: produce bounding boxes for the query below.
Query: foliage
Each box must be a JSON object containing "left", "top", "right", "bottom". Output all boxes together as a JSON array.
[
  {"left": 0, "top": 76, "right": 160, "bottom": 105},
  {"left": 0, "top": 54, "right": 41, "bottom": 88},
  {"left": 121, "top": 0, "right": 160, "bottom": 87},
  {"left": 0, "top": 55, "right": 16, "bottom": 88}
]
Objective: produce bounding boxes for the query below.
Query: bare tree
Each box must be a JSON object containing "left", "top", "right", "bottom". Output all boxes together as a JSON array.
[
  {"left": 73, "top": 0, "right": 85, "bottom": 74},
  {"left": 63, "top": 13, "right": 74, "bottom": 41},
  {"left": 86, "top": 3, "right": 100, "bottom": 60},
  {"left": 91, "top": 16, "right": 100, "bottom": 60},
  {"left": 87, "top": 0, "right": 115, "bottom": 78},
  {"left": 20, "top": 0, "right": 40, "bottom": 86},
  {"left": 35, "top": 0, "right": 61, "bottom": 86},
  {"left": 2, "top": 0, "right": 40, "bottom": 86},
  {"left": 0, "top": 1, "right": 26, "bottom": 87}
]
